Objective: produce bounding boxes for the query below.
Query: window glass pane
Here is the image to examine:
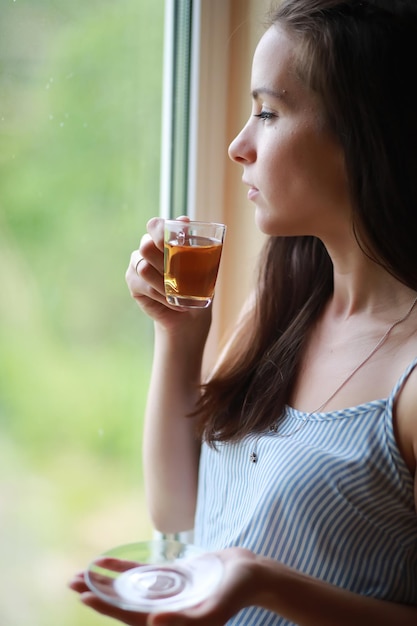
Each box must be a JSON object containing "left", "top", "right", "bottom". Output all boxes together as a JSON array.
[{"left": 0, "top": 1, "right": 164, "bottom": 624}]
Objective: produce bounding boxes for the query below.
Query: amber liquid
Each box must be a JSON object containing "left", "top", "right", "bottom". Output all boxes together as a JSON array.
[{"left": 164, "top": 236, "right": 223, "bottom": 306}]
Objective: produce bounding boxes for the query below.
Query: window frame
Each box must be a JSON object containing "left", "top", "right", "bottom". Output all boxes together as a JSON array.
[
  {"left": 160, "top": 0, "right": 270, "bottom": 353},
  {"left": 157, "top": 0, "right": 271, "bottom": 543}
]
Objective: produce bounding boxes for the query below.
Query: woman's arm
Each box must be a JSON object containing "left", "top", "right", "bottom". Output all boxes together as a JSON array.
[
  {"left": 142, "top": 319, "right": 209, "bottom": 533},
  {"left": 126, "top": 217, "right": 212, "bottom": 533},
  {"left": 251, "top": 553, "right": 417, "bottom": 626}
]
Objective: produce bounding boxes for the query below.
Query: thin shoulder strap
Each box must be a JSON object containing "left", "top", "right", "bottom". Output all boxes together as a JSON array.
[
  {"left": 388, "top": 356, "right": 417, "bottom": 405},
  {"left": 385, "top": 357, "right": 417, "bottom": 489}
]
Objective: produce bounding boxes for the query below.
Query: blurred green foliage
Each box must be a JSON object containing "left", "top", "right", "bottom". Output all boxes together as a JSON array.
[{"left": 0, "top": 1, "right": 164, "bottom": 624}]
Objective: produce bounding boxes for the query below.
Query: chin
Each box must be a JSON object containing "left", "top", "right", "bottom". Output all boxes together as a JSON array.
[
  {"left": 254, "top": 210, "right": 285, "bottom": 237},
  {"left": 254, "top": 208, "right": 273, "bottom": 234},
  {"left": 255, "top": 207, "right": 309, "bottom": 237}
]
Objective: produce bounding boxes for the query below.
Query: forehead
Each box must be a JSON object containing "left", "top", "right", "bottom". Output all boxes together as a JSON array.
[{"left": 251, "top": 25, "right": 314, "bottom": 107}]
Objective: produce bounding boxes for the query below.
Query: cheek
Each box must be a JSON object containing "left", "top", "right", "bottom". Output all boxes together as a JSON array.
[
  {"left": 255, "top": 138, "right": 348, "bottom": 236},
  {"left": 302, "top": 145, "right": 348, "bottom": 210},
  {"left": 260, "top": 138, "right": 303, "bottom": 204},
  {"left": 261, "top": 128, "right": 300, "bottom": 181},
  {"left": 270, "top": 131, "right": 347, "bottom": 209}
]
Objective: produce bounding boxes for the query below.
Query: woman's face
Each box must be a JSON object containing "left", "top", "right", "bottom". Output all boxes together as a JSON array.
[{"left": 228, "top": 25, "right": 351, "bottom": 239}]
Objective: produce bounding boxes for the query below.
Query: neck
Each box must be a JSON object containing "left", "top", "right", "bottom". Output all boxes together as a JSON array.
[{"left": 325, "top": 246, "right": 415, "bottom": 320}]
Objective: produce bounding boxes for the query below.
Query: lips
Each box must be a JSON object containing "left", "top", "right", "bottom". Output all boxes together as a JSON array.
[
  {"left": 242, "top": 178, "right": 259, "bottom": 199},
  {"left": 247, "top": 187, "right": 259, "bottom": 201}
]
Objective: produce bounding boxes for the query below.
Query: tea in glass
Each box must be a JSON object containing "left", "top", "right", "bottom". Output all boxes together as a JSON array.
[{"left": 164, "top": 220, "right": 226, "bottom": 308}]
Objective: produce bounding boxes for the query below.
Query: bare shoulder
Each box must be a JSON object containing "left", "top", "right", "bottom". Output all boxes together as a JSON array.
[{"left": 395, "top": 363, "right": 417, "bottom": 475}]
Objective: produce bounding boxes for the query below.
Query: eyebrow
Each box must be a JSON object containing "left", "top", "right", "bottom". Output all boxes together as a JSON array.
[{"left": 251, "top": 87, "right": 288, "bottom": 101}]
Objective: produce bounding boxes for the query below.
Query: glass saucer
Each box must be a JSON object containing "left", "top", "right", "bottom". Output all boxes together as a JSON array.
[{"left": 86, "top": 539, "right": 223, "bottom": 612}]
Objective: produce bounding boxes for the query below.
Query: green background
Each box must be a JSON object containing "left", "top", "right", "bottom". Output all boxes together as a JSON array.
[{"left": 0, "top": 1, "right": 164, "bottom": 624}]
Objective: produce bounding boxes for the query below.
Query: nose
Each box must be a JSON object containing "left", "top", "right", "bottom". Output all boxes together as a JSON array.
[{"left": 228, "top": 122, "right": 256, "bottom": 164}]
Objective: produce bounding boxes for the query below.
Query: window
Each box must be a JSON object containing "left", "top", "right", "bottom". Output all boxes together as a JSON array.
[
  {"left": 0, "top": 2, "right": 164, "bottom": 624},
  {"left": 0, "top": 1, "right": 269, "bottom": 624},
  {"left": 172, "top": 0, "right": 269, "bottom": 362}
]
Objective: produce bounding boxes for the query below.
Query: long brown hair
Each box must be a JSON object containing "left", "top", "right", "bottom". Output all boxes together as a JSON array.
[{"left": 195, "top": 0, "right": 417, "bottom": 444}]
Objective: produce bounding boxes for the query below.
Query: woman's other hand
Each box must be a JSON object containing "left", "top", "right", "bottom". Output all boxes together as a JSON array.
[{"left": 69, "top": 548, "right": 259, "bottom": 626}]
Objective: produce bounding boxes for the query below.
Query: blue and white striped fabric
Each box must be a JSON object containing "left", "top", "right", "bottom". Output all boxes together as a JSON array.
[{"left": 194, "top": 358, "right": 417, "bottom": 625}]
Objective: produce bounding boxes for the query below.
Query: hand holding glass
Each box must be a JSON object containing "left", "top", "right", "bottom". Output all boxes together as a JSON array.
[{"left": 164, "top": 220, "right": 226, "bottom": 308}]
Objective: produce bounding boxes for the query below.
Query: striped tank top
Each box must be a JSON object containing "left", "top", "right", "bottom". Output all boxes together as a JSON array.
[{"left": 194, "top": 358, "right": 417, "bottom": 625}]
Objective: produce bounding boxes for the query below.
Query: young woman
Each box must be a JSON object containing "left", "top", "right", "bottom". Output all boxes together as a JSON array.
[{"left": 70, "top": 1, "right": 417, "bottom": 624}]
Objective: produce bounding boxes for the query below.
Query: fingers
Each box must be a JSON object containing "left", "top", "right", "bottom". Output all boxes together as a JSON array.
[
  {"left": 70, "top": 569, "right": 148, "bottom": 625},
  {"left": 80, "top": 592, "right": 146, "bottom": 626},
  {"left": 93, "top": 556, "right": 143, "bottom": 572},
  {"left": 126, "top": 219, "right": 190, "bottom": 315},
  {"left": 68, "top": 572, "right": 89, "bottom": 594},
  {"left": 131, "top": 232, "right": 164, "bottom": 278},
  {"left": 126, "top": 234, "right": 166, "bottom": 307},
  {"left": 132, "top": 216, "right": 191, "bottom": 284},
  {"left": 87, "top": 560, "right": 146, "bottom": 602},
  {"left": 146, "top": 215, "right": 190, "bottom": 248},
  {"left": 146, "top": 217, "right": 165, "bottom": 252},
  {"left": 126, "top": 216, "right": 211, "bottom": 324}
]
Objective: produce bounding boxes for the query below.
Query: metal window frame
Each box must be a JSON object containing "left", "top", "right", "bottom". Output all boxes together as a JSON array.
[
  {"left": 156, "top": 0, "right": 269, "bottom": 542},
  {"left": 160, "top": 0, "right": 231, "bottom": 222},
  {"left": 157, "top": 0, "right": 231, "bottom": 543},
  {"left": 160, "top": 0, "right": 196, "bottom": 219}
]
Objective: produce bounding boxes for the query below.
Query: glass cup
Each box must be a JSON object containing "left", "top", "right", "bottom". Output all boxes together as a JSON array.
[
  {"left": 164, "top": 220, "right": 226, "bottom": 308},
  {"left": 85, "top": 539, "right": 223, "bottom": 613}
]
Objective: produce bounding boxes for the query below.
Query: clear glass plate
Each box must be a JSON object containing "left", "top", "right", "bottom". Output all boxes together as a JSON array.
[{"left": 86, "top": 539, "right": 223, "bottom": 612}]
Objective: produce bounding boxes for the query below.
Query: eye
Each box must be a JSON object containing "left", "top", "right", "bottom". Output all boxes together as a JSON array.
[{"left": 253, "top": 109, "right": 277, "bottom": 122}]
